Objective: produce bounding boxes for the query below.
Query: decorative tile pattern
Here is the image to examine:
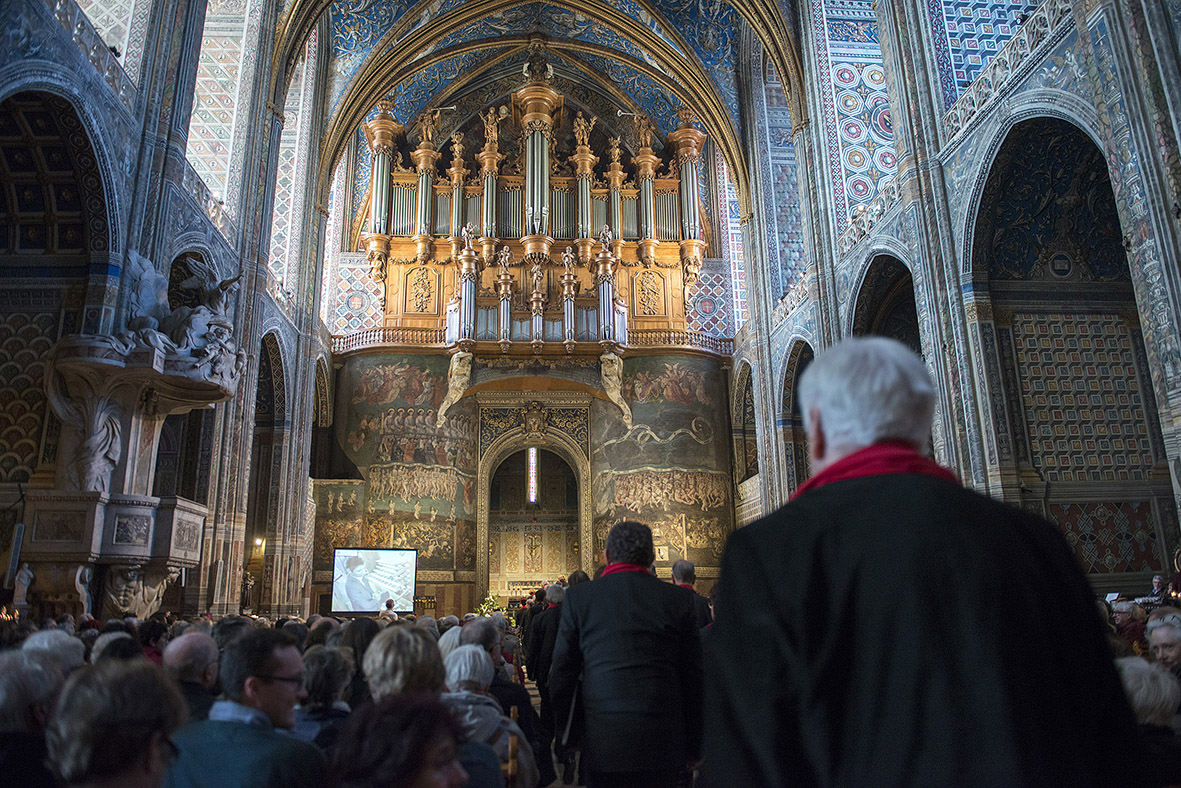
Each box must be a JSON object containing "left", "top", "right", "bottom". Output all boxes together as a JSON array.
[
  {"left": 76, "top": 0, "right": 140, "bottom": 82},
  {"left": 268, "top": 55, "right": 305, "bottom": 281},
  {"left": 810, "top": 0, "right": 897, "bottom": 227},
  {"left": 1010, "top": 312, "right": 1155, "bottom": 482},
  {"left": 321, "top": 158, "right": 348, "bottom": 325},
  {"left": 687, "top": 259, "right": 732, "bottom": 338},
  {"left": 351, "top": 128, "right": 370, "bottom": 245},
  {"left": 0, "top": 311, "right": 57, "bottom": 483},
  {"left": 715, "top": 154, "right": 747, "bottom": 328},
  {"left": 928, "top": 0, "right": 1039, "bottom": 108},
  {"left": 763, "top": 64, "right": 806, "bottom": 292},
  {"left": 186, "top": 14, "right": 247, "bottom": 202},
  {"left": 1049, "top": 502, "right": 1162, "bottom": 574},
  {"left": 332, "top": 253, "right": 383, "bottom": 334}
]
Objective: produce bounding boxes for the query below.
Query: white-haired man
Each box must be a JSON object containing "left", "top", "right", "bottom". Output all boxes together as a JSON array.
[
  {"left": 1148, "top": 613, "right": 1181, "bottom": 676},
  {"left": 702, "top": 336, "right": 1139, "bottom": 787}
]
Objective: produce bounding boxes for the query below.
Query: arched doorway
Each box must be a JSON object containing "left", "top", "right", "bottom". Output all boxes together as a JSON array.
[
  {"left": 852, "top": 255, "right": 921, "bottom": 354},
  {"left": 487, "top": 448, "right": 579, "bottom": 603},
  {"left": 972, "top": 117, "right": 1173, "bottom": 588},
  {"left": 244, "top": 332, "right": 288, "bottom": 613},
  {"left": 781, "top": 341, "right": 814, "bottom": 494}
]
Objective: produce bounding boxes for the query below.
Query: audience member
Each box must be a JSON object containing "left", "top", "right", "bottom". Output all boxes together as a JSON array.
[
  {"left": 567, "top": 570, "right": 590, "bottom": 587},
  {"left": 465, "top": 615, "right": 550, "bottom": 784},
  {"left": 46, "top": 660, "right": 185, "bottom": 788},
  {"left": 305, "top": 616, "right": 339, "bottom": 649},
  {"left": 165, "top": 629, "right": 328, "bottom": 788},
  {"left": 416, "top": 615, "right": 440, "bottom": 640},
  {"left": 671, "top": 559, "right": 712, "bottom": 629},
  {"left": 293, "top": 645, "right": 354, "bottom": 750},
  {"left": 1149, "top": 613, "right": 1181, "bottom": 679},
  {"left": 1151, "top": 575, "right": 1169, "bottom": 598},
  {"left": 341, "top": 617, "right": 381, "bottom": 708},
  {"left": 91, "top": 630, "right": 135, "bottom": 662},
  {"left": 210, "top": 615, "right": 251, "bottom": 653},
  {"left": 519, "top": 589, "right": 545, "bottom": 661},
  {"left": 162, "top": 633, "right": 219, "bottom": 722},
  {"left": 140, "top": 619, "right": 170, "bottom": 665},
  {"left": 444, "top": 645, "right": 540, "bottom": 788},
  {"left": 96, "top": 633, "right": 146, "bottom": 662},
  {"left": 1117, "top": 657, "right": 1181, "bottom": 786},
  {"left": 702, "top": 336, "right": 1138, "bottom": 787},
  {"left": 22, "top": 629, "right": 86, "bottom": 674},
  {"left": 438, "top": 622, "right": 463, "bottom": 661},
  {"left": 364, "top": 626, "right": 504, "bottom": 788},
  {"left": 0, "top": 650, "right": 65, "bottom": 788},
  {"left": 550, "top": 520, "right": 702, "bottom": 788},
  {"left": 1113, "top": 601, "right": 1149, "bottom": 653},
  {"left": 438, "top": 615, "right": 461, "bottom": 636},
  {"left": 282, "top": 620, "right": 310, "bottom": 651},
  {"left": 331, "top": 694, "right": 468, "bottom": 788},
  {"left": 526, "top": 583, "right": 566, "bottom": 784}
]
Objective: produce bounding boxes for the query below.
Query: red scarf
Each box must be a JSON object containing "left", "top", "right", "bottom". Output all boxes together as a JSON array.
[
  {"left": 600, "top": 562, "right": 651, "bottom": 577},
  {"left": 676, "top": 583, "right": 694, "bottom": 591},
  {"left": 791, "top": 440, "right": 958, "bottom": 501},
  {"left": 546, "top": 603, "right": 558, "bottom": 609}
]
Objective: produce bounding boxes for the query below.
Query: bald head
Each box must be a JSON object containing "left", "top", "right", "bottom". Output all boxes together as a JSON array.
[
  {"left": 672, "top": 560, "right": 696, "bottom": 585},
  {"left": 163, "top": 632, "right": 219, "bottom": 688}
]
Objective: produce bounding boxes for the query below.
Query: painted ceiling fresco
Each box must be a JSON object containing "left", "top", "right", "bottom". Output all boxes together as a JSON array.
[{"left": 327, "top": 0, "right": 740, "bottom": 122}]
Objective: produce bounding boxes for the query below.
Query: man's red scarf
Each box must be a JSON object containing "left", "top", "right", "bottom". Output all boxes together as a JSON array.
[
  {"left": 676, "top": 583, "right": 694, "bottom": 591},
  {"left": 791, "top": 440, "right": 957, "bottom": 501},
  {"left": 600, "top": 562, "right": 651, "bottom": 577}
]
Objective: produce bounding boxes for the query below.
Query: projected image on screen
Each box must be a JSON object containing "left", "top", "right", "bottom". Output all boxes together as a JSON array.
[{"left": 331, "top": 548, "right": 417, "bottom": 614}]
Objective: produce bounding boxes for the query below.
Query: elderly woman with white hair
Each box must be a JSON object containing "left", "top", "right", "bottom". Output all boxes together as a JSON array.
[
  {"left": 1113, "top": 601, "right": 1149, "bottom": 652},
  {"left": 443, "top": 644, "right": 540, "bottom": 788}
]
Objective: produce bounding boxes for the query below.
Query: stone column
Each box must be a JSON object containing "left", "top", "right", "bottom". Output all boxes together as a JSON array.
[{"left": 668, "top": 110, "right": 707, "bottom": 296}]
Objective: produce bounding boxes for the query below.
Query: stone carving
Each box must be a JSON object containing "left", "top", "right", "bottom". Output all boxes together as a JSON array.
[
  {"left": 530, "top": 256, "right": 545, "bottom": 297},
  {"left": 638, "top": 271, "right": 661, "bottom": 315},
  {"left": 562, "top": 246, "right": 576, "bottom": 274},
  {"left": 75, "top": 565, "right": 93, "bottom": 615},
  {"left": 411, "top": 268, "right": 434, "bottom": 313},
  {"left": 435, "top": 351, "right": 474, "bottom": 427},
  {"left": 573, "top": 111, "right": 597, "bottom": 147},
  {"left": 13, "top": 562, "right": 32, "bottom": 608},
  {"left": 522, "top": 401, "right": 548, "bottom": 435},
  {"left": 416, "top": 108, "right": 442, "bottom": 145},
  {"left": 450, "top": 131, "right": 465, "bottom": 161},
  {"left": 635, "top": 114, "right": 654, "bottom": 149},
  {"left": 460, "top": 222, "right": 476, "bottom": 251},
  {"left": 600, "top": 352, "right": 633, "bottom": 428},
  {"left": 483, "top": 106, "right": 503, "bottom": 145},
  {"left": 113, "top": 514, "right": 151, "bottom": 546},
  {"left": 608, "top": 136, "right": 621, "bottom": 164},
  {"left": 598, "top": 224, "right": 613, "bottom": 254},
  {"left": 103, "top": 564, "right": 179, "bottom": 619},
  {"left": 497, "top": 245, "right": 512, "bottom": 274}
]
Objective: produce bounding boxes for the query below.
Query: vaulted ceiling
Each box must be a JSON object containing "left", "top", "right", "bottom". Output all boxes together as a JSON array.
[{"left": 271, "top": 0, "right": 806, "bottom": 215}]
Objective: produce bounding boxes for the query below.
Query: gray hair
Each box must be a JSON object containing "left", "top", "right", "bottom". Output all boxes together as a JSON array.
[
  {"left": 1112, "top": 601, "right": 1146, "bottom": 622},
  {"left": 444, "top": 645, "right": 494, "bottom": 692},
  {"left": 163, "top": 632, "right": 219, "bottom": 684},
  {"left": 798, "top": 336, "right": 934, "bottom": 452},
  {"left": 0, "top": 650, "right": 65, "bottom": 733},
  {"left": 22, "top": 630, "right": 86, "bottom": 674},
  {"left": 459, "top": 617, "right": 500, "bottom": 654},
  {"left": 671, "top": 560, "right": 696, "bottom": 584},
  {"left": 1116, "top": 656, "right": 1181, "bottom": 726},
  {"left": 437, "top": 624, "right": 464, "bottom": 661},
  {"left": 1147, "top": 613, "right": 1181, "bottom": 644},
  {"left": 90, "top": 631, "right": 133, "bottom": 663},
  {"left": 545, "top": 584, "right": 566, "bottom": 605}
]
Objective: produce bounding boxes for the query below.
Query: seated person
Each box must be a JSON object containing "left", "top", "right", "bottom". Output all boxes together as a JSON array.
[
  {"left": 1116, "top": 657, "right": 1181, "bottom": 786},
  {"left": 292, "top": 645, "right": 354, "bottom": 750},
  {"left": 46, "top": 659, "right": 186, "bottom": 788},
  {"left": 331, "top": 693, "right": 467, "bottom": 788},
  {"left": 443, "top": 645, "right": 540, "bottom": 788}
]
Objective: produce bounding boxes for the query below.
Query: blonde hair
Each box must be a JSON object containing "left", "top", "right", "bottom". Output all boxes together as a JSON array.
[{"left": 363, "top": 626, "right": 444, "bottom": 699}]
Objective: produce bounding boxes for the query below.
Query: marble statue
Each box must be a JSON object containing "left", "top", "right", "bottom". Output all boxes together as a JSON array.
[
  {"left": 13, "top": 562, "right": 32, "bottom": 607},
  {"left": 601, "top": 352, "right": 633, "bottom": 428},
  {"left": 574, "top": 111, "right": 598, "bottom": 147},
  {"left": 435, "top": 351, "right": 473, "bottom": 427}
]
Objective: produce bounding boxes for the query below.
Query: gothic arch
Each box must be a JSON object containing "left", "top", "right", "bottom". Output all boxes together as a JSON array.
[
  {"left": 731, "top": 361, "right": 758, "bottom": 484},
  {"left": 313, "top": 357, "right": 332, "bottom": 428},
  {"left": 779, "top": 339, "right": 814, "bottom": 494},
  {"left": 477, "top": 426, "right": 591, "bottom": 602},
  {"left": 850, "top": 255, "right": 921, "bottom": 355}
]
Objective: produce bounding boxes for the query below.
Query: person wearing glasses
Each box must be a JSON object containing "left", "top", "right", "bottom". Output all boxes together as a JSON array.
[
  {"left": 164, "top": 629, "right": 328, "bottom": 788},
  {"left": 45, "top": 659, "right": 186, "bottom": 788}
]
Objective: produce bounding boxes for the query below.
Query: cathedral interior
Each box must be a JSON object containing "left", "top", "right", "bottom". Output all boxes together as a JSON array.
[{"left": 3, "top": 0, "right": 1181, "bottom": 620}]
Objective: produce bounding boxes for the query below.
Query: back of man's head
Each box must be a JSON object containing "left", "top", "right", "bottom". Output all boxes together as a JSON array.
[
  {"left": 46, "top": 660, "right": 185, "bottom": 787},
  {"left": 0, "top": 650, "right": 65, "bottom": 733},
  {"left": 459, "top": 617, "right": 500, "bottom": 655},
  {"left": 798, "top": 336, "right": 934, "bottom": 453},
  {"left": 163, "top": 632, "right": 219, "bottom": 687},
  {"left": 211, "top": 615, "right": 252, "bottom": 652},
  {"left": 545, "top": 584, "right": 566, "bottom": 604},
  {"left": 22, "top": 629, "right": 85, "bottom": 674},
  {"left": 219, "top": 628, "right": 297, "bottom": 702},
  {"left": 533, "top": 588, "right": 547, "bottom": 605},
  {"left": 672, "top": 560, "right": 696, "bottom": 585},
  {"left": 606, "top": 520, "right": 655, "bottom": 566}
]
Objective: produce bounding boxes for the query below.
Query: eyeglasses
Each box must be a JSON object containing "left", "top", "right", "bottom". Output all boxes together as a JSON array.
[{"left": 260, "top": 673, "right": 305, "bottom": 689}]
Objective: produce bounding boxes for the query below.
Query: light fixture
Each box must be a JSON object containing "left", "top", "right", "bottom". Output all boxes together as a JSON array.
[{"left": 527, "top": 447, "right": 538, "bottom": 504}]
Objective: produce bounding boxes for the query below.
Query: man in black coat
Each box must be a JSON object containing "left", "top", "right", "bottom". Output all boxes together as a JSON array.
[
  {"left": 550, "top": 521, "right": 703, "bottom": 788},
  {"left": 701, "top": 337, "right": 1141, "bottom": 788},
  {"left": 671, "top": 559, "right": 712, "bottom": 629},
  {"left": 527, "top": 583, "right": 567, "bottom": 782}
]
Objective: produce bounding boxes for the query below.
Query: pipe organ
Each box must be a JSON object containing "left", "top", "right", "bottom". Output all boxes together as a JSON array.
[{"left": 357, "top": 56, "right": 710, "bottom": 356}]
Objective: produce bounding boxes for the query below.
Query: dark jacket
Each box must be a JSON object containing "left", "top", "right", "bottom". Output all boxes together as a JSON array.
[
  {"left": 549, "top": 571, "right": 703, "bottom": 775},
  {"left": 165, "top": 719, "right": 328, "bottom": 788},
  {"left": 176, "top": 680, "right": 215, "bottom": 722},
  {"left": 701, "top": 473, "right": 1141, "bottom": 788},
  {"left": 526, "top": 603, "right": 561, "bottom": 686}
]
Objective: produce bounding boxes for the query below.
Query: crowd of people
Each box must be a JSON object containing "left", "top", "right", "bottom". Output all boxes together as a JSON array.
[{"left": 4, "top": 337, "right": 1181, "bottom": 787}]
